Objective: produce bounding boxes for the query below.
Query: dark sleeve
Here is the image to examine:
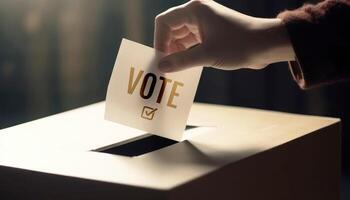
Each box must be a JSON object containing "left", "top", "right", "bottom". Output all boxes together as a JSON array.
[{"left": 277, "top": 0, "right": 350, "bottom": 89}]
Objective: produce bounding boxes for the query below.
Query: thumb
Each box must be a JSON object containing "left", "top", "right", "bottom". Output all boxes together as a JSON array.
[{"left": 158, "top": 44, "right": 208, "bottom": 72}]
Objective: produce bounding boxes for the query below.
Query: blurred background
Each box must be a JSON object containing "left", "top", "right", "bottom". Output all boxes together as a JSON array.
[{"left": 0, "top": 0, "right": 348, "bottom": 198}]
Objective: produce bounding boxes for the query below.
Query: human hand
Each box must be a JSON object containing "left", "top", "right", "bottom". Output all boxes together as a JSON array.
[{"left": 154, "top": 0, "right": 295, "bottom": 72}]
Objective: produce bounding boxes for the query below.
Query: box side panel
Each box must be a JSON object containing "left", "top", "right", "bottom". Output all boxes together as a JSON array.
[
  {"left": 169, "top": 123, "right": 341, "bottom": 200},
  {"left": 0, "top": 166, "right": 166, "bottom": 200}
]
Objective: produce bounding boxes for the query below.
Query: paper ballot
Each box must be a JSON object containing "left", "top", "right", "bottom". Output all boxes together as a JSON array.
[{"left": 105, "top": 39, "right": 203, "bottom": 141}]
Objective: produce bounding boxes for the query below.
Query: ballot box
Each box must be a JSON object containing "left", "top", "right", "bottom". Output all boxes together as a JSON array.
[{"left": 0, "top": 102, "right": 341, "bottom": 200}]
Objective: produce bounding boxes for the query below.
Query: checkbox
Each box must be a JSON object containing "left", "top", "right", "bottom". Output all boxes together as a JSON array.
[{"left": 141, "top": 106, "right": 158, "bottom": 120}]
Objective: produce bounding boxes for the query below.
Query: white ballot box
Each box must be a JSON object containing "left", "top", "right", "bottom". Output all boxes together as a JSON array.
[{"left": 0, "top": 102, "right": 341, "bottom": 200}]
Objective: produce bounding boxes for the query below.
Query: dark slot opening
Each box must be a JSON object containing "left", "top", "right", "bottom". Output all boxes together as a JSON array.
[{"left": 94, "top": 125, "right": 198, "bottom": 157}]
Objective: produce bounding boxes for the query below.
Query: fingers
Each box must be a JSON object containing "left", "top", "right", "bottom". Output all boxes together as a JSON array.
[
  {"left": 172, "top": 26, "right": 190, "bottom": 40},
  {"left": 168, "top": 32, "right": 200, "bottom": 53},
  {"left": 154, "top": 4, "right": 194, "bottom": 53},
  {"left": 158, "top": 44, "right": 209, "bottom": 72},
  {"left": 175, "top": 32, "right": 199, "bottom": 49},
  {"left": 154, "top": 20, "right": 171, "bottom": 53},
  {"left": 155, "top": 1, "right": 209, "bottom": 72}
]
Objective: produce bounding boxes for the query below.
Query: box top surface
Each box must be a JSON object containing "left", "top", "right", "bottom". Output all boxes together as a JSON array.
[{"left": 0, "top": 102, "right": 339, "bottom": 190}]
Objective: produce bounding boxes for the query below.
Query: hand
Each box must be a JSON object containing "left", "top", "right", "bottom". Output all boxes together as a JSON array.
[{"left": 154, "top": 0, "right": 295, "bottom": 72}]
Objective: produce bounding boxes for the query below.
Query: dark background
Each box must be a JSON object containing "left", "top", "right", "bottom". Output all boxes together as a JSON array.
[{"left": 0, "top": 0, "right": 348, "bottom": 198}]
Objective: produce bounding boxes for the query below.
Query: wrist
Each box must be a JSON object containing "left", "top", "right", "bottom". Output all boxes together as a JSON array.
[{"left": 252, "top": 18, "right": 295, "bottom": 64}]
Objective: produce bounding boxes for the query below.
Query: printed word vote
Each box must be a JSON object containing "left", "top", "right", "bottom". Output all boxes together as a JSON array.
[{"left": 127, "top": 67, "right": 184, "bottom": 109}]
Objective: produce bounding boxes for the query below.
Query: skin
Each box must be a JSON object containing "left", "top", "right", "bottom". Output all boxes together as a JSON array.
[{"left": 154, "top": 0, "right": 295, "bottom": 72}]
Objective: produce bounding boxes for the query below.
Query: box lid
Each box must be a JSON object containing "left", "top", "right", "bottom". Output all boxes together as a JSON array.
[{"left": 0, "top": 102, "right": 339, "bottom": 190}]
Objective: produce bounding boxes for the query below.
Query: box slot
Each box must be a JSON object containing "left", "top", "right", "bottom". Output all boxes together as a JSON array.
[{"left": 94, "top": 125, "right": 198, "bottom": 157}]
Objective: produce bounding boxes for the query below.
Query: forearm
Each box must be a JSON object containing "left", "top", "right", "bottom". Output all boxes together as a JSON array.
[{"left": 250, "top": 17, "right": 295, "bottom": 65}]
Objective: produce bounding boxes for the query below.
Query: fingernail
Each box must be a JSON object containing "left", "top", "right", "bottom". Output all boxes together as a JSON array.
[{"left": 158, "top": 60, "right": 173, "bottom": 72}]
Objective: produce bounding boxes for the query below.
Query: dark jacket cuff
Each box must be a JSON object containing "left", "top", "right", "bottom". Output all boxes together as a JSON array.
[{"left": 278, "top": 0, "right": 350, "bottom": 89}]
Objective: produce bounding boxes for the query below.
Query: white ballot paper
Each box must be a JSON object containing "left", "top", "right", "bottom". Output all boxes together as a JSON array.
[{"left": 105, "top": 39, "right": 203, "bottom": 141}]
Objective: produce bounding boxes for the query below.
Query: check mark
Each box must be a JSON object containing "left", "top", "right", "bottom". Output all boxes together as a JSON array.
[
  {"left": 145, "top": 108, "right": 157, "bottom": 115},
  {"left": 141, "top": 106, "right": 158, "bottom": 120}
]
